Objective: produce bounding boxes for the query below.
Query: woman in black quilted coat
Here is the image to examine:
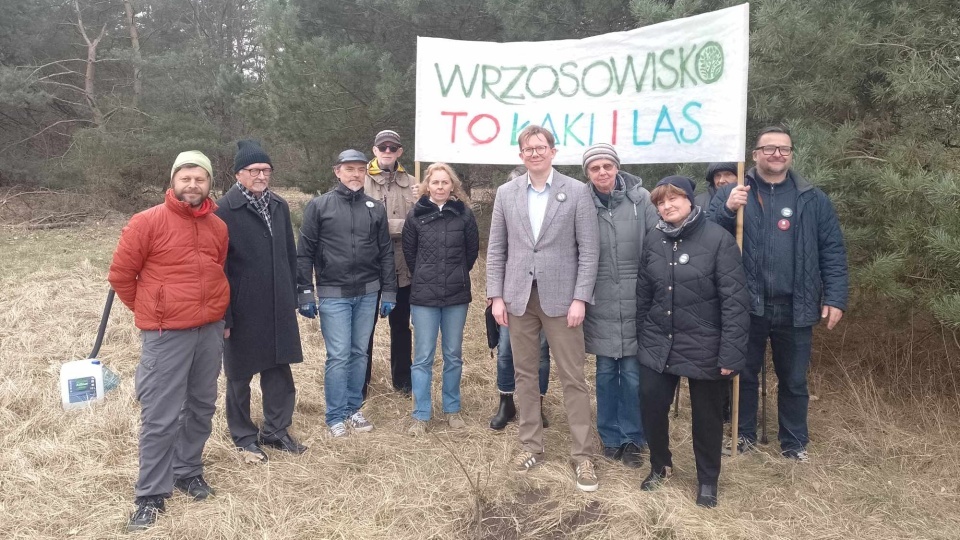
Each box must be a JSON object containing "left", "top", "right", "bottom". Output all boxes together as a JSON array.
[
  {"left": 401, "top": 163, "right": 479, "bottom": 436},
  {"left": 636, "top": 176, "right": 750, "bottom": 507}
]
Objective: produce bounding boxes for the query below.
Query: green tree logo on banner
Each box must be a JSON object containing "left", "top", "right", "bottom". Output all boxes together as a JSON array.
[{"left": 696, "top": 41, "right": 724, "bottom": 84}]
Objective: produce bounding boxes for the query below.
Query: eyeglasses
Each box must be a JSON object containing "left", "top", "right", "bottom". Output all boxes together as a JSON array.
[
  {"left": 376, "top": 144, "right": 401, "bottom": 152},
  {"left": 520, "top": 145, "right": 550, "bottom": 157},
  {"left": 242, "top": 167, "right": 273, "bottom": 177},
  {"left": 755, "top": 145, "right": 793, "bottom": 156},
  {"left": 588, "top": 163, "right": 617, "bottom": 174}
]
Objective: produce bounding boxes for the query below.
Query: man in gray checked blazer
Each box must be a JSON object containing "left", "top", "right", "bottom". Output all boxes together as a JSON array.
[{"left": 486, "top": 125, "right": 601, "bottom": 492}]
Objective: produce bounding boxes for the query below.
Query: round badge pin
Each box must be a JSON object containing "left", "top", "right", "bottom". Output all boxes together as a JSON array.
[
  {"left": 678, "top": 253, "right": 690, "bottom": 264},
  {"left": 365, "top": 201, "right": 375, "bottom": 208},
  {"left": 556, "top": 193, "right": 567, "bottom": 202},
  {"left": 781, "top": 207, "right": 793, "bottom": 218},
  {"left": 777, "top": 219, "right": 791, "bottom": 231}
]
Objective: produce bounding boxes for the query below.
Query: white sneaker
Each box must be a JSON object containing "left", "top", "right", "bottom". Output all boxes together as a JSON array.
[
  {"left": 329, "top": 422, "right": 347, "bottom": 438},
  {"left": 348, "top": 411, "right": 374, "bottom": 433}
]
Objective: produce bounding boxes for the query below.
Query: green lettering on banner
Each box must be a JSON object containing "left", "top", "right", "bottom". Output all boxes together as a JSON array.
[
  {"left": 434, "top": 63, "right": 480, "bottom": 97},
  {"left": 511, "top": 114, "right": 531, "bottom": 146},
  {"left": 610, "top": 55, "right": 653, "bottom": 94},
  {"left": 481, "top": 65, "right": 506, "bottom": 103},
  {"left": 558, "top": 62, "right": 580, "bottom": 97},
  {"left": 695, "top": 41, "right": 724, "bottom": 84},
  {"left": 680, "top": 101, "right": 703, "bottom": 143},
  {"left": 645, "top": 52, "right": 658, "bottom": 91},
  {"left": 653, "top": 105, "right": 680, "bottom": 143},
  {"left": 500, "top": 66, "right": 528, "bottom": 104},
  {"left": 678, "top": 45, "right": 698, "bottom": 87},
  {"left": 563, "top": 113, "right": 585, "bottom": 146},
  {"left": 582, "top": 60, "right": 613, "bottom": 97},
  {"left": 526, "top": 65, "right": 560, "bottom": 99},
  {"left": 656, "top": 50, "right": 679, "bottom": 90},
  {"left": 433, "top": 41, "right": 725, "bottom": 101},
  {"left": 540, "top": 114, "right": 560, "bottom": 142}
]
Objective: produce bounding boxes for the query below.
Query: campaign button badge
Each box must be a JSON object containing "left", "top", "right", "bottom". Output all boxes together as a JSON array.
[
  {"left": 365, "top": 201, "right": 375, "bottom": 208},
  {"left": 778, "top": 219, "right": 791, "bottom": 231},
  {"left": 781, "top": 207, "right": 793, "bottom": 218},
  {"left": 678, "top": 253, "right": 690, "bottom": 264},
  {"left": 556, "top": 193, "right": 567, "bottom": 202}
]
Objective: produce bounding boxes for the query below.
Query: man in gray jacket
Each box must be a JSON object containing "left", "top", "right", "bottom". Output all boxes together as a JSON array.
[
  {"left": 297, "top": 149, "right": 397, "bottom": 438},
  {"left": 487, "top": 125, "right": 600, "bottom": 492},
  {"left": 581, "top": 143, "right": 658, "bottom": 468}
]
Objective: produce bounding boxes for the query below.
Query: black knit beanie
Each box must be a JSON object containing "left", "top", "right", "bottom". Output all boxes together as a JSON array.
[
  {"left": 655, "top": 175, "right": 697, "bottom": 206},
  {"left": 234, "top": 139, "right": 273, "bottom": 173}
]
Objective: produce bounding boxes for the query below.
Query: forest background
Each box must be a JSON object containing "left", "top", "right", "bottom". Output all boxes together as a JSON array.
[{"left": 1, "top": 1, "right": 960, "bottom": 537}]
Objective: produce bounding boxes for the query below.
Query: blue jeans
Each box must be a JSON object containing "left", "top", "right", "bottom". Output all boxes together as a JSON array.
[
  {"left": 410, "top": 304, "right": 469, "bottom": 421},
  {"left": 738, "top": 301, "right": 813, "bottom": 452},
  {"left": 318, "top": 293, "right": 378, "bottom": 426},
  {"left": 595, "top": 355, "right": 645, "bottom": 448},
  {"left": 496, "top": 325, "right": 550, "bottom": 395}
]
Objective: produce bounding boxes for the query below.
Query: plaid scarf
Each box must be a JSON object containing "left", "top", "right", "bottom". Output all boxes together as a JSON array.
[{"left": 236, "top": 181, "right": 272, "bottom": 235}]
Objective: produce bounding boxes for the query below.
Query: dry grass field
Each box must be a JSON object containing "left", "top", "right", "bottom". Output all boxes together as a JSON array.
[{"left": 1, "top": 190, "right": 959, "bottom": 539}]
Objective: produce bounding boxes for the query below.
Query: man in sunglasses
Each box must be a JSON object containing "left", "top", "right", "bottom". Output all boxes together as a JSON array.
[
  {"left": 363, "top": 129, "right": 417, "bottom": 398},
  {"left": 707, "top": 126, "right": 848, "bottom": 463}
]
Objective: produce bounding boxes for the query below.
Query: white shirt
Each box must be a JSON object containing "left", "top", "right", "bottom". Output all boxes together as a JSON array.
[{"left": 526, "top": 171, "right": 553, "bottom": 241}]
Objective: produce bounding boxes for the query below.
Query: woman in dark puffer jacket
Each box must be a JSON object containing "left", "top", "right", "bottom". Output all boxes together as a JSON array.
[
  {"left": 636, "top": 176, "right": 750, "bottom": 507},
  {"left": 401, "top": 163, "right": 479, "bottom": 436}
]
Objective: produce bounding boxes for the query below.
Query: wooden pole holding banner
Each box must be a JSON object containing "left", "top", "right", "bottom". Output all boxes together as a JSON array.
[
  {"left": 731, "top": 161, "right": 745, "bottom": 455},
  {"left": 415, "top": 161, "right": 421, "bottom": 183}
]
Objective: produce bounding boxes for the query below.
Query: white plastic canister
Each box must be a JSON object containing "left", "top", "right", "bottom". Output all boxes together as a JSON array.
[{"left": 60, "top": 359, "right": 105, "bottom": 410}]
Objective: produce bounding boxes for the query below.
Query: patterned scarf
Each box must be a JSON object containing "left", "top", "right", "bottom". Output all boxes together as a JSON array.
[{"left": 236, "top": 181, "right": 272, "bottom": 235}]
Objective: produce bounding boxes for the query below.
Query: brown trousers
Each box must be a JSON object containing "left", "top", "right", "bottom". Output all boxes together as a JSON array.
[{"left": 509, "top": 286, "right": 594, "bottom": 462}]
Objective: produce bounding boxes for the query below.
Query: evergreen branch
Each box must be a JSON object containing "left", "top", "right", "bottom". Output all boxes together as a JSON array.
[{"left": 0, "top": 119, "right": 94, "bottom": 153}]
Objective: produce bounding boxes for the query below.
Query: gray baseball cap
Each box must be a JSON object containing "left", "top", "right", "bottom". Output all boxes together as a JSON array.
[{"left": 335, "top": 149, "right": 367, "bottom": 165}]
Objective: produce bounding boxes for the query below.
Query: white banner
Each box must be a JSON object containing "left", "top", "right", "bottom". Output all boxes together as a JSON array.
[{"left": 415, "top": 4, "right": 749, "bottom": 165}]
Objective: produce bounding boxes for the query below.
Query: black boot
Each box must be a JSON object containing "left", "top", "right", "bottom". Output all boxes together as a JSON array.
[
  {"left": 696, "top": 483, "right": 718, "bottom": 508},
  {"left": 489, "top": 393, "right": 516, "bottom": 430},
  {"left": 641, "top": 466, "right": 671, "bottom": 491},
  {"left": 540, "top": 395, "right": 550, "bottom": 428}
]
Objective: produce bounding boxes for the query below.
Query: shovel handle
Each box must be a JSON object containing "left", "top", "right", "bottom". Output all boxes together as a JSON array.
[{"left": 88, "top": 288, "right": 115, "bottom": 359}]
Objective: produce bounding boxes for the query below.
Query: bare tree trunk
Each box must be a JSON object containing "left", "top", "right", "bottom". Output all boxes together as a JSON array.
[
  {"left": 74, "top": 0, "right": 106, "bottom": 126},
  {"left": 122, "top": 0, "right": 142, "bottom": 109}
]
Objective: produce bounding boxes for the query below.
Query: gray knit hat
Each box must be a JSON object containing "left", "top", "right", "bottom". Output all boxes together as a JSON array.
[{"left": 582, "top": 143, "right": 620, "bottom": 174}]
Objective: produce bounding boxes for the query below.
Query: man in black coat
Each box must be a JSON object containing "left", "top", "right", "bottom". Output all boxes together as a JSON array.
[
  {"left": 707, "top": 126, "right": 848, "bottom": 462},
  {"left": 216, "top": 140, "right": 306, "bottom": 463}
]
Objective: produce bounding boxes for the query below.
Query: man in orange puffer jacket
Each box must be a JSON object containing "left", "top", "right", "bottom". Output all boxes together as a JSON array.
[{"left": 108, "top": 150, "right": 230, "bottom": 532}]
